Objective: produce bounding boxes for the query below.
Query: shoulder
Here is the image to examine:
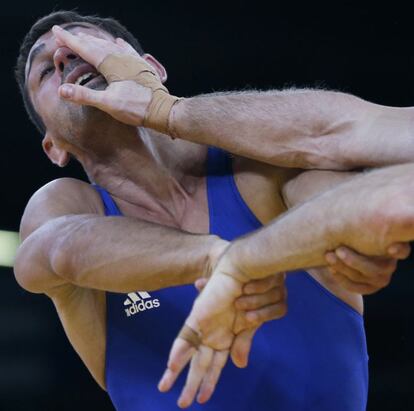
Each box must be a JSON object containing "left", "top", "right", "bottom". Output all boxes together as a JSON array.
[
  {"left": 20, "top": 178, "right": 104, "bottom": 240},
  {"left": 231, "top": 155, "right": 301, "bottom": 223}
]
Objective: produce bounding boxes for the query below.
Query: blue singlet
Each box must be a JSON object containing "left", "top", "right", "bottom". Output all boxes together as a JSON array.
[{"left": 94, "top": 147, "right": 368, "bottom": 411}]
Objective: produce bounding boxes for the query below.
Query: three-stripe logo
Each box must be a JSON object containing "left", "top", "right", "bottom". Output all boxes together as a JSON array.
[{"left": 124, "top": 291, "right": 161, "bottom": 317}]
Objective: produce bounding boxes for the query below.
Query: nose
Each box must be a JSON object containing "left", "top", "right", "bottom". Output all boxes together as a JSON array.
[{"left": 53, "top": 46, "right": 79, "bottom": 74}]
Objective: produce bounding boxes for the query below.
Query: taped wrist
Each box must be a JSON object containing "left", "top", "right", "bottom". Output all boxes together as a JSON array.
[{"left": 98, "top": 54, "right": 180, "bottom": 135}]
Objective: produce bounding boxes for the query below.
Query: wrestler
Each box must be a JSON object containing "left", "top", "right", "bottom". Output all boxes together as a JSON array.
[{"left": 13, "top": 10, "right": 410, "bottom": 411}]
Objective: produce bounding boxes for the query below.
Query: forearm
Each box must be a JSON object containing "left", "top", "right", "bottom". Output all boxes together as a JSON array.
[
  {"left": 224, "top": 163, "right": 414, "bottom": 279},
  {"left": 15, "top": 214, "right": 224, "bottom": 293},
  {"left": 171, "top": 89, "right": 414, "bottom": 169}
]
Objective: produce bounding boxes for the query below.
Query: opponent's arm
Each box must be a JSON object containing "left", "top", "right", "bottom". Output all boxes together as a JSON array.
[
  {"left": 170, "top": 91, "right": 414, "bottom": 170},
  {"left": 14, "top": 178, "right": 224, "bottom": 295},
  {"left": 282, "top": 169, "right": 409, "bottom": 295},
  {"left": 227, "top": 163, "right": 414, "bottom": 279},
  {"left": 52, "top": 28, "right": 414, "bottom": 171}
]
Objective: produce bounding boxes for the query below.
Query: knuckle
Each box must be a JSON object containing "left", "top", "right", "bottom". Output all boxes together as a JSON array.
[{"left": 167, "top": 359, "right": 180, "bottom": 373}]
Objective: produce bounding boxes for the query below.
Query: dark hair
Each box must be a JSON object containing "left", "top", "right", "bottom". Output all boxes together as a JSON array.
[{"left": 15, "top": 10, "right": 145, "bottom": 135}]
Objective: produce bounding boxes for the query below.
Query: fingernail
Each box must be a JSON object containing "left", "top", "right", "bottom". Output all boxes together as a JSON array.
[
  {"left": 52, "top": 25, "right": 63, "bottom": 31},
  {"left": 60, "top": 84, "right": 73, "bottom": 98},
  {"left": 388, "top": 244, "right": 400, "bottom": 255},
  {"left": 336, "top": 249, "right": 346, "bottom": 260}
]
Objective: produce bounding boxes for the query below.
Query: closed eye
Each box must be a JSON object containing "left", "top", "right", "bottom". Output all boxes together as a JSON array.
[{"left": 39, "top": 66, "right": 54, "bottom": 83}]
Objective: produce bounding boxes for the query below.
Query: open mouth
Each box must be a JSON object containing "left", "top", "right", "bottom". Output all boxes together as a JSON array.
[{"left": 74, "top": 72, "right": 99, "bottom": 86}]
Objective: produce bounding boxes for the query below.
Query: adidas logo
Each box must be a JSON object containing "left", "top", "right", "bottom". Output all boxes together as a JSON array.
[{"left": 123, "top": 291, "right": 160, "bottom": 317}]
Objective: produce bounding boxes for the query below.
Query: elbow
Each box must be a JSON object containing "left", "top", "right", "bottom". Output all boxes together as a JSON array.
[
  {"left": 13, "top": 242, "right": 46, "bottom": 294},
  {"left": 13, "top": 229, "right": 71, "bottom": 294}
]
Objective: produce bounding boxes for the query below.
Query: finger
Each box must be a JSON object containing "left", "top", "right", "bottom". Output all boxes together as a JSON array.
[
  {"left": 235, "top": 287, "right": 285, "bottom": 310},
  {"left": 52, "top": 25, "right": 86, "bottom": 54},
  {"left": 158, "top": 338, "right": 196, "bottom": 393},
  {"left": 330, "top": 250, "right": 397, "bottom": 284},
  {"left": 59, "top": 84, "right": 105, "bottom": 109},
  {"left": 245, "top": 302, "right": 287, "bottom": 326},
  {"left": 331, "top": 271, "right": 381, "bottom": 294},
  {"left": 194, "top": 278, "right": 208, "bottom": 292},
  {"left": 52, "top": 25, "right": 102, "bottom": 67},
  {"left": 333, "top": 247, "right": 397, "bottom": 278},
  {"left": 177, "top": 346, "right": 213, "bottom": 408},
  {"left": 387, "top": 242, "right": 411, "bottom": 259},
  {"left": 230, "top": 327, "right": 257, "bottom": 368},
  {"left": 327, "top": 255, "right": 379, "bottom": 283},
  {"left": 243, "top": 272, "right": 286, "bottom": 295},
  {"left": 197, "top": 350, "right": 229, "bottom": 404},
  {"left": 116, "top": 37, "right": 138, "bottom": 53}
]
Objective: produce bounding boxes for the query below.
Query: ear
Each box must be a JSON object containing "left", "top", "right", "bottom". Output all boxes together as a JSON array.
[
  {"left": 42, "top": 133, "right": 70, "bottom": 167},
  {"left": 142, "top": 53, "right": 168, "bottom": 83}
]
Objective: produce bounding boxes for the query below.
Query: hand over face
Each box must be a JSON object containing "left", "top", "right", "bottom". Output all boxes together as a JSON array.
[
  {"left": 51, "top": 26, "right": 155, "bottom": 126},
  {"left": 325, "top": 242, "right": 411, "bottom": 294}
]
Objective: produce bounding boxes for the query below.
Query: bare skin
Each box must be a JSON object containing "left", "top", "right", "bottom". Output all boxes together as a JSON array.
[
  {"left": 49, "top": 25, "right": 409, "bottom": 295},
  {"left": 53, "top": 26, "right": 414, "bottom": 171},
  {"left": 15, "top": 21, "right": 409, "bottom": 396},
  {"left": 161, "top": 162, "right": 414, "bottom": 408}
]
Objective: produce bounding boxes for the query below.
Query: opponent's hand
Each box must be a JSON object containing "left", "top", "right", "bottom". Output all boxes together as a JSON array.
[
  {"left": 51, "top": 25, "right": 156, "bottom": 126},
  {"left": 52, "top": 25, "right": 139, "bottom": 70},
  {"left": 196, "top": 272, "right": 287, "bottom": 367},
  {"left": 159, "top": 256, "right": 249, "bottom": 408},
  {"left": 325, "top": 242, "right": 410, "bottom": 294}
]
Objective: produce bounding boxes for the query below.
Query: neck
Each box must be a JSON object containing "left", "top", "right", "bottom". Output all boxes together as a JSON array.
[{"left": 76, "top": 127, "right": 208, "bottom": 227}]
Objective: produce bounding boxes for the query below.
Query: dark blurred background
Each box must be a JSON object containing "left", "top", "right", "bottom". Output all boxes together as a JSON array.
[{"left": 1, "top": 1, "right": 413, "bottom": 410}]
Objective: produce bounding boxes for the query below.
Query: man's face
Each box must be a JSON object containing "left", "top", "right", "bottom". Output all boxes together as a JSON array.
[{"left": 25, "top": 22, "right": 116, "bottom": 144}]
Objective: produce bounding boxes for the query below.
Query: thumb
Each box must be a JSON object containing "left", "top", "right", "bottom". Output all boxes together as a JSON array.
[
  {"left": 230, "top": 327, "right": 258, "bottom": 368},
  {"left": 59, "top": 84, "right": 104, "bottom": 109}
]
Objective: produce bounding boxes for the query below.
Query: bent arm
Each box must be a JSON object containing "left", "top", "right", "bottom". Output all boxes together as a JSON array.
[
  {"left": 14, "top": 179, "right": 224, "bottom": 295},
  {"left": 51, "top": 30, "right": 414, "bottom": 170},
  {"left": 171, "top": 90, "right": 414, "bottom": 170},
  {"left": 224, "top": 163, "right": 414, "bottom": 279},
  {"left": 16, "top": 215, "right": 222, "bottom": 294}
]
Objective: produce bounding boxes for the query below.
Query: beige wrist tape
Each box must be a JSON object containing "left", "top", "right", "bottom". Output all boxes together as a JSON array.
[
  {"left": 98, "top": 54, "right": 180, "bottom": 135},
  {"left": 178, "top": 324, "right": 201, "bottom": 349}
]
